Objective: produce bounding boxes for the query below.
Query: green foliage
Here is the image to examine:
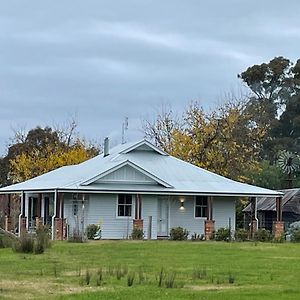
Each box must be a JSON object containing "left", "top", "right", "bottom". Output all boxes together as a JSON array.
[
  {"left": 131, "top": 228, "right": 144, "bottom": 240},
  {"left": 86, "top": 224, "right": 100, "bottom": 240},
  {"left": 244, "top": 160, "right": 283, "bottom": 190},
  {"left": 34, "top": 225, "right": 51, "bottom": 254},
  {"left": 169, "top": 227, "right": 189, "bottom": 240},
  {"left": 13, "top": 234, "right": 34, "bottom": 253},
  {"left": 234, "top": 228, "right": 248, "bottom": 242},
  {"left": 215, "top": 227, "right": 230, "bottom": 241},
  {"left": 254, "top": 229, "right": 272, "bottom": 242},
  {"left": 291, "top": 229, "right": 300, "bottom": 242},
  {"left": 12, "top": 226, "right": 51, "bottom": 254},
  {"left": 127, "top": 272, "right": 135, "bottom": 287},
  {"left": 192, "top": 266, "right": 207, "bottom": 280}
]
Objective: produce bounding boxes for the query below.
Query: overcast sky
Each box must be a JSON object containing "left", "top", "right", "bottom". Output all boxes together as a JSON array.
[{"left": 0, "top": 0, "right": 299, "bottom": 155}]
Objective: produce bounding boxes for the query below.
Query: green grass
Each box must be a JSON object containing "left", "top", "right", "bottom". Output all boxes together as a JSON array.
[{"left": 1, "top": 241, "right": 300, "bottom": 299}]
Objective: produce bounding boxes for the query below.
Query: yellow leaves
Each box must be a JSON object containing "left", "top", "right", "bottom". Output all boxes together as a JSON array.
[
  {"left": 152, "top": 101, "right": 267, "bottom": 181},
  {"left": 9, "top": 142, "right": 96, "bottom": 183}
]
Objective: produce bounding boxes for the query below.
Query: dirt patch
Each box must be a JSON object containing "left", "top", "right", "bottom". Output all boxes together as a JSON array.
[
  {"left": 184, "top": 284, "right": 239, "bottom": 291},
  {"left": 0, "top": 278, "right": 110, "bottom": 299}
]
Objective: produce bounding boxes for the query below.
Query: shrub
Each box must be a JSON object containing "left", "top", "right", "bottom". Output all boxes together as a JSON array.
[
  {"left": 68, "top": 230, "right": 85, "bottom": 243},
  {"left": 254, "top": 229, "right": 272, "bottom": 242},
  {"left": 235, "top": 228, "right": 248, "bottom": 241},
  {"left": 34, "top": 225, "right": 51, "bottom": 254},
  {"left": 86, "top": 224, "right": 100, "bottom": 240},
  {"left": 127, "top": 272, "right": 135, "bottom": 286},
  {"left": 13, "top": 234, "right": 34, "bottom": 253},
  {"left": 215, "top": 227, "right": 230, "bottom": 241},
  {"left": 131, "top": 228, "right": 144, "bottom": 240},
  {"left": 291, "top": 229, "right": 300, "bottom": 242},
  {"left": 0, "top": 235, "right": 14, "bottom": 248},
  {"left": 169, "top": 227, "right": 189, "bottom": 240}
]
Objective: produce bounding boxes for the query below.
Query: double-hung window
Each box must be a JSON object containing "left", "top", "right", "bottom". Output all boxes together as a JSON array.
[
  {"left": 195, "top": 196, "right": 208, "bottom": 218},
  {"left": 117, "top": 194, "right": 132, "bottom": 217}
]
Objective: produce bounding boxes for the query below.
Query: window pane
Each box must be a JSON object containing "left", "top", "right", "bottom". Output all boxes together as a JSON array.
[
  {"left": 118, "top": 205, "right": 124, "bottom": 216},
  {"left": 125, "top": 205, "right": 132, "bottom": 216},
  {"left": 118, "top": 194, "right": 125, "bottom": 204},
  {"left": 125, "top": 194, "right": 132, "bottom": 204},
  {"left": 195, "top": 207, "right": 201, "bottom": 218}
]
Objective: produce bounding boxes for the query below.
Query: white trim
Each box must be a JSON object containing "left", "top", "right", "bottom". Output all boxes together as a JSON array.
[
  {"left": 51, "top": 190, "right": 57, "bottom": 240},
  {"left": 18, "top": 192, "right": 24, "bottom": 237},
  {"left": 120, "top": 139, "right": 168, "bottom": 156},
  {"left": 0, "top": 188, "right": 283, "bottom": 198},
  {"left": 194, "top": 195, "right": 209, "bottom": 219},
  {"left": 115, "top": 194, "right": 134, "bottom": 219},
  {"left": 81, "top": 160, "right": 173, "bottom": 188}
]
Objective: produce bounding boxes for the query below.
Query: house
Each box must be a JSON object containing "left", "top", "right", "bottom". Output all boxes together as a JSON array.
[
  {"left": 243, "top": 188, "right": 300, "bottom": 232},
  {"left": 0, "top": 139, "right": 283, "bottom": 240}
]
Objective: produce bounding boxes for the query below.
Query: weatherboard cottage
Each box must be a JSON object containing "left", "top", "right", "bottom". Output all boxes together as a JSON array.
[{"left": 0, "top": 139, "right": 283, "bottom": 240}]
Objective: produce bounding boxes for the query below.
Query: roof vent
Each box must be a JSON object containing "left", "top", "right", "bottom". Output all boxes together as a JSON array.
[{"left": 104, "top": 137, "right": 110, "bottom": 157}]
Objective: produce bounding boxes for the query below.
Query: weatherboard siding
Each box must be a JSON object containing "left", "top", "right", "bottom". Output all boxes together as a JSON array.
[
  {"left": 95, "top": 165, "right": 157, "bottom": 184},
  {"left": 63, "top": 194, "right": 235, "bottom": 239},
  {"left": 141, "top": 195, "right": 158, "bottom": 239},
  {"left": 169, "top": 196, "right": 205, "bottom": 237},
  {"left": 213, "top": 197, "right": 236, "bottom": 231},
  {"left": 64, "top": 194, "right": 134, "bottom": 239}
]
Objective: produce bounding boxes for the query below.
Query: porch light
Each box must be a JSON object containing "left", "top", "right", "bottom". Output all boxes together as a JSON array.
[{"left": 179, "top": 198, "right": 185, "bottom": 210}]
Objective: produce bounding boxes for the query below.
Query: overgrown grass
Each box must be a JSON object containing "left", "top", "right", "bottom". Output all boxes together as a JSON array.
[{"left": 1, "top": 241, "right": 300, "bottom": 299}]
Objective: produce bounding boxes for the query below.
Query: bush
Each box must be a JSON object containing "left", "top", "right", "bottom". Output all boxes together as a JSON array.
[
  {"left": 13, "top": 234, "right": 34, "bottom": 253},
  {"left": 291, "top": 229, "right": 300, "bottom": 242},
  {"left": 235, "top": 228, "right": 248, "bottom": 241},
  {"left": 86, "top": 224, "right": 100, "bottom": 240},
  {"left": 169, "top": 227, "right": 189, "bottom": 240},
  {"left": 191, "top": 233, "right": 204, "bottom": 241},
  {"left": 131, "top": 228, "right": 144, "bottom": 240},
  {"left": 215, "top": 227, "right": 230, "bottom": 241},
  {"left": 254, "top": 229, "right": 272, "bottom": 242},
  {"left": 34, "top": 225, "right": 51, "bottom": 254}
]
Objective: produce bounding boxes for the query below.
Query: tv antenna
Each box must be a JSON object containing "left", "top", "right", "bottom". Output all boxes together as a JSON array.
[{"left": 122, "top": 117, "right": 128, "bottom": 144}]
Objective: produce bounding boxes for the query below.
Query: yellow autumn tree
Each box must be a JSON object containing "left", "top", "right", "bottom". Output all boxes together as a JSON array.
[
  {"left": 144, "top": 100, "right": 266, "bottom": 181},
  {"left": 7, "top": 126, "right": 99, "bottom": 184}
]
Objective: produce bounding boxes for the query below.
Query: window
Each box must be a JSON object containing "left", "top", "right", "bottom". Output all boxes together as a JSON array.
[
  {"left": 117, "top": 194, "right": 132, "bottom": 217},
  {"left": 195, "top": 196, "right": 208, "bottom": 218}
]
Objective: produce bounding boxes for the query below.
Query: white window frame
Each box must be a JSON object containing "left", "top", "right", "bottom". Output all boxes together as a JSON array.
[
  {"left": 116, "top": 194, "right": 133, "bottom": 219},
  {"left": 194, "top": 196, "right": 208, "bottom": 219}
]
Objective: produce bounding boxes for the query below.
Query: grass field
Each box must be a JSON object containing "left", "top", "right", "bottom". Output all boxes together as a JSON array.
[{"left": 0, "top": 240, "right": 300, "bottom": 299}]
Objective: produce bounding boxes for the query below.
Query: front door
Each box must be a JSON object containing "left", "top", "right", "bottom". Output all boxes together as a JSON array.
[{"left": 157, "top": 197, "right": 169, "bottom": 236}]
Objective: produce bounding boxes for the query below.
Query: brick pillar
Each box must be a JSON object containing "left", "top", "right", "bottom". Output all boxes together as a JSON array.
[
  {"left": 35, "top": 217, "right": 44, "bottom": 229},
  {"left": 20, "top": 217, "right": 27, "bottom": 236},
  {"left": 250, "top": 219, "right": 257, "bottom": 239},
  {"left": 273, "top": 221, "right": 284, "bottom": 238},
  {"left": 133, "top": 219, "right": 143, "bottom": 230},
  {"left": 54, "top": 218, "right": 66, "bottom": 240},
  {"left": 5, "top": 216, "right": 12, "bottom": 232},
  {"left": 204, "top": 220, "right": 215, "bottom": 240}
]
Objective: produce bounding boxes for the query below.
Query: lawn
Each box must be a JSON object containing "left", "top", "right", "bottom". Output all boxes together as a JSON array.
[{"left": 0, "top": 240, "right": 300, "bottom": 299}]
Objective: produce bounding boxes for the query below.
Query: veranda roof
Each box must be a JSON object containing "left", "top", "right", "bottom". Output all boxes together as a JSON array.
[
  {"left": 0, "top": 139, "right": 282, "bottom": 197},
  {"left": 243, "top": 188, "right": 300, "bottom": 213}
]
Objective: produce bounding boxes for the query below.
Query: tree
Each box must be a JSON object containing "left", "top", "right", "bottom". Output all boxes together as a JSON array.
[
  {"left": 144, "top": 100, "right": 266, "bottom": 181},
  {"left": 0, "top": 124, "right": 99, "bottom": 186},
  {"left": 238, "top": 57, "right": 297, "bottom": 162}
]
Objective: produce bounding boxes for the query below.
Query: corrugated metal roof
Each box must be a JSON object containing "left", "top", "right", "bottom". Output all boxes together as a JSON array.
[
  {"left": 243, "top": 188, "right": 300, "bottom": 212},
  {"left": 0, "top": 139, "right": 282, "bottom": 197}
]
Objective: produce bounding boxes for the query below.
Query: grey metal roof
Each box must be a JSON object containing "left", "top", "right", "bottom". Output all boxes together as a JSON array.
[
  {"left": 243, "top": 188, "right": 300, "bottom": 213},
  {"left": 0, "top": 139, "right": 282, "bottom": 197}
]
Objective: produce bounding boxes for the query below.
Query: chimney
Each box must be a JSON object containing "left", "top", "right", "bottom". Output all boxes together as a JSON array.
[{"left": 104, "top": 137, "right": 110, "bottom": 157}]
